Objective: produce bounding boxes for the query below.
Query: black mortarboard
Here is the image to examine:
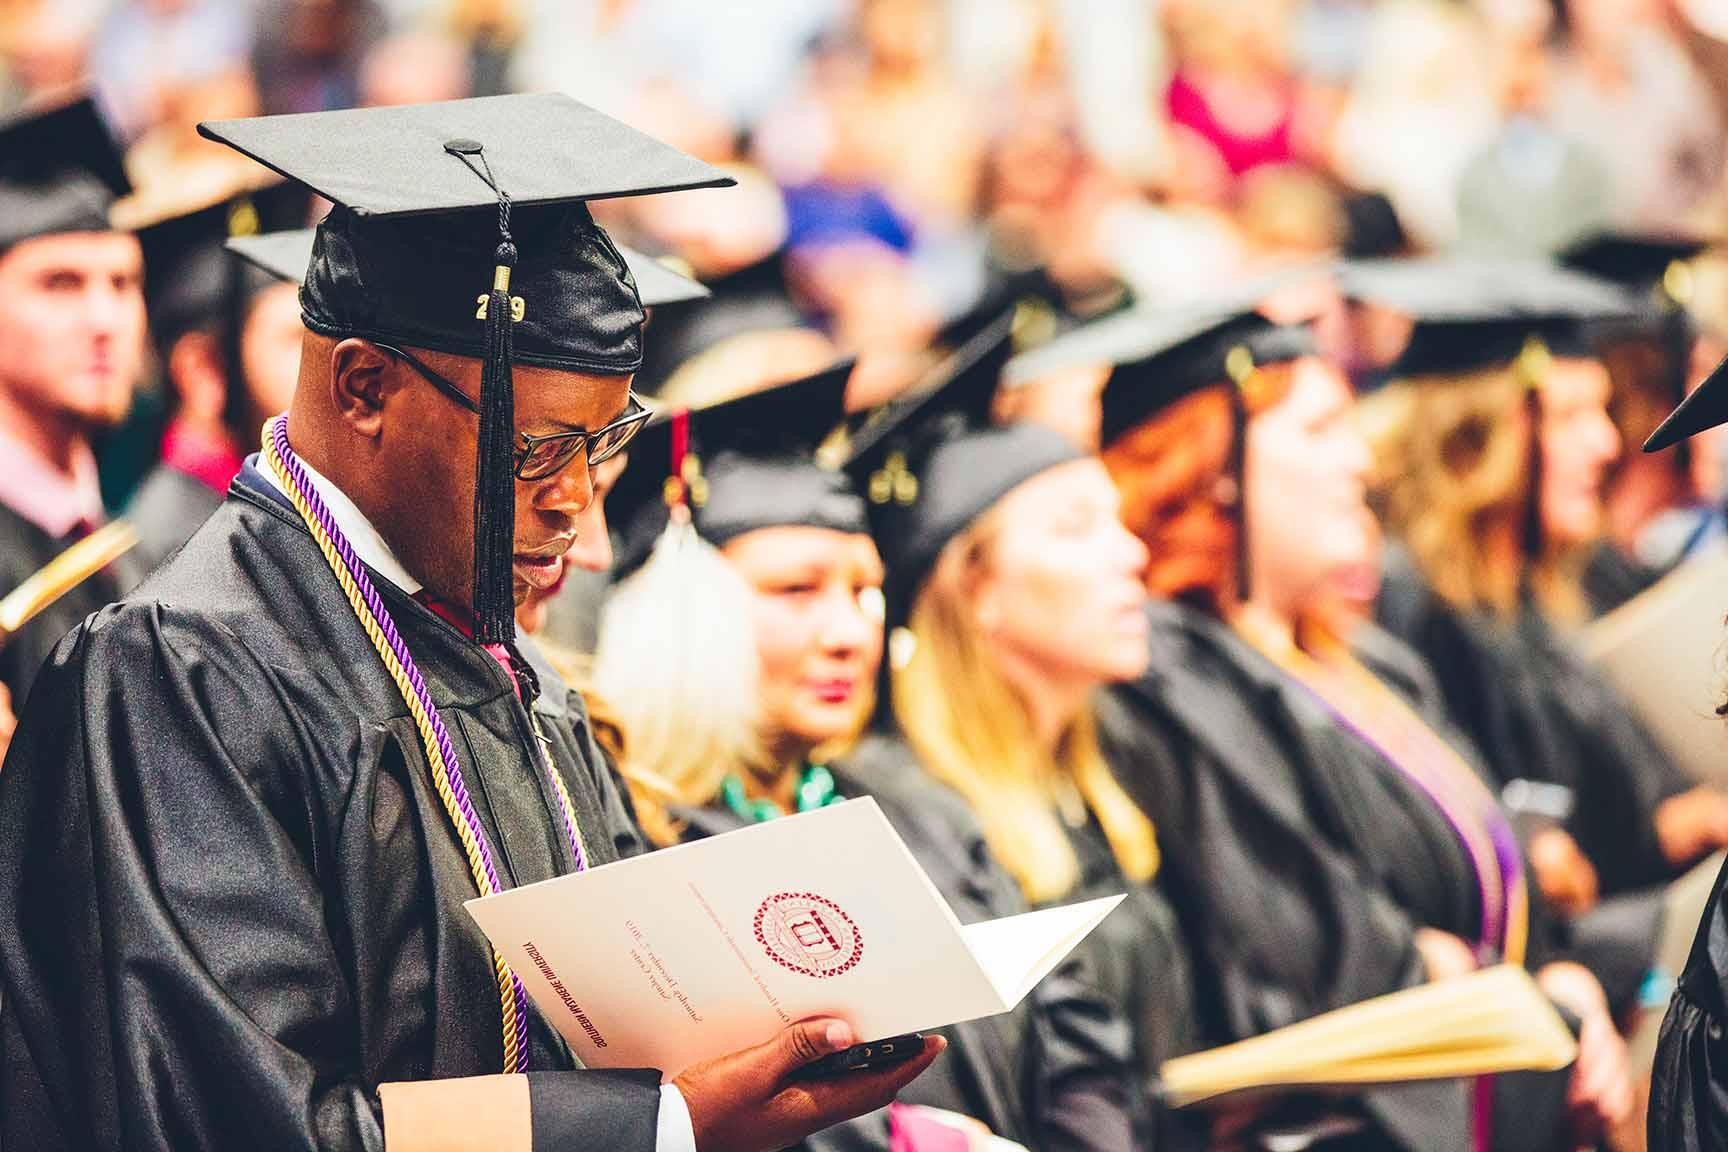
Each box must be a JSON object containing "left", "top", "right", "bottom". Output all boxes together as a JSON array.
[
  {"left": 630, "top": 250, "right": 802, "bottom": 397},
  {"left": 1560, "top": 232, "right": 1711, "bottom": 300},
  {"left": 200, "top": 94, "right": 731, "bottom": 642},
  {"left": 608, "top": 359, "right": 862, "bottom": 578},
  {"left": 138, "top": 182, "right": 312, "bottom": 353},
  {"left": 1348, "top": 258, "right": 1637, "bottom": 555},
  {"left": 1013, "top": 297, "right": 1316, "bottom": 599},
  {"left": 0, "top": 96, "right": 130, "bottom": 250},
  {"left": 1341, "top": 257, "right": 1637, "bottom": 378},
  {"left": 844, "top": 312, "right": 1083, "bottom": 628},
  {"left": 1560, "top": 232, "right": 1715, "bottom": 459},
  {"left": 227, "top": 227, "right": 709, "bottom": 309}
]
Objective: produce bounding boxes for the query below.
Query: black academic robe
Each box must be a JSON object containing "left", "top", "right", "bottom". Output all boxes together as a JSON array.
[
  {"left": 1650, "top": 857, "right": 1728, "bottom": 1151},
  {"left": 126, "top": 461, "right": 226, "bottom": 574},
  {"left": 0, "top": 469, "right": 667, "bottom": 1152},
  {"left": 676, "top": 734, "right": 1146, "bottom": 1152},
  {"left": 0, "top": 500, "right": 140, "bottom": 707},
  {"left": 1582, "top": 539, "right": 1662, "bottom": 619},
  {"left": 1374, "top": 545, "right": 1693, "bottom": 898},
  {"left": 1059, "top": 817, "right": 1205, "bottom": 1152},
  {"left": 1100, "top": 600, "right": 1501, "bottom": 1152}
]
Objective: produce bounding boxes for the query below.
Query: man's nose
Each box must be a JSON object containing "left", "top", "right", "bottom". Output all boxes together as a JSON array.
[{"left": 534, "top": 460, "right": 596, "bottom": 515}]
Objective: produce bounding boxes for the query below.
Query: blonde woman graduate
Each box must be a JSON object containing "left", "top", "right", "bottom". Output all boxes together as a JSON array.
[{"left": 595, "top": 342, "right": 1147, "bottom": 1152}]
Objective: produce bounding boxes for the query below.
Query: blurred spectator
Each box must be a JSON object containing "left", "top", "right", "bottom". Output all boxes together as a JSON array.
[
  {"left": 1453, "top": 3, "right": 1615, "bottom": 255},
  {"left": 0, "top": 0, "right": 102, "bottom": 112},
  {"left": 122, "top": 67, "right": 264, "bottom": 225},
  {"left": 1160, "top": 0, "right": 1330, "bottom": 201},
  {"left": 1328, "top": 0, "right": 1500, "bottom": 248},
  {"left": 979, "top": 81, "right": 1140, "bottom": 311},
  {"left": 90, "top": 0, "right": 254, "bottom": 142},
  {"left": 759, "top": 0, "right": 984, "bottom": 237},
  {"left": 251, "top": 0, "right": 382, "bottom": 116},
  {"left": 1044, "top": 0, "right": 1171, "bottom": 186},
  {"left": 1547, "top": 0, "right": 1724, "bottom": 229},
  {"left": 445, "top": 0, "right": 516, "bottom": 97},
  {"left": 511, "top": 0, "right": 842, "bottom": 141},
  {"left": 359, "top": 27, "right": 470, "bottom": 106}
]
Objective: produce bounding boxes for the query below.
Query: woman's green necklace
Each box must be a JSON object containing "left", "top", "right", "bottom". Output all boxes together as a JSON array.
[{"left": 721, "top": 762, "right": 841, "bottom": 824}]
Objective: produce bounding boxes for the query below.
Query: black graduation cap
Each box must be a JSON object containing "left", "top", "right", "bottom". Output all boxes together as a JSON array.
[
  {"left": 0, "top": 96, "right": 131, "bottom": 250},
  {"left": 137, "top": 182, "right": 312, "bottom": 353},
  {"left": 843, "top": 312, "right": 1082, "bottom": 628},
  {"left": 199, "top": 94, "right": 733, "bottom": 642},
  {"left": 608, "top": 358, "right": 862, "bottom": 579},
  {"left": 1346, "top": 258, "right": 1638, "bottom": 553},
  {"left": 1560, "top": 231, "right": 1711, "bottom": 301},
  {"left": 1341, "top": 257, "right": 1637, "bottom": 378},
  {"left": 1560, "top": 232, "right": 1716, "bottom": 456},
  {"left": 227, "top": 227, "right": 710, "bottom": 308},
  {"left": 1009, "top": 296, "right": 1317, "bottom": 599}
]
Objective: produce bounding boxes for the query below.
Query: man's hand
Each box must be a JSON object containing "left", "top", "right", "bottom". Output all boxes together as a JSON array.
[
  {"left": 1528, "top": 827, "right": 1599, "bottom": 915},
  {"left": 1656, "top": 786, "right": 1728, "bottom": 868},
  {"left": 675, "top": 1018, "right": 944, "bottom": 1152}
]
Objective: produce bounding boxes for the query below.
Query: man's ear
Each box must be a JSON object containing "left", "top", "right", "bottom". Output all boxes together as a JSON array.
[
  {"left": 166, "top": 330, "right": 227, "bottom": 427},
  {"left": 329, "top": 338, "right": 398, "bottom": 439}
]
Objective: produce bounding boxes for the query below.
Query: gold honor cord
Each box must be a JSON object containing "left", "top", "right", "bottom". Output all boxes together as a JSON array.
[{"left": 262, "top": 426, "right": 529, "bottom": 1072}]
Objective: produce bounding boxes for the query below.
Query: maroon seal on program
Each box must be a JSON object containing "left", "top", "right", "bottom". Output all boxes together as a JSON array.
[{"left": 754, "top": 892, "right": 864, "bottom": 979}]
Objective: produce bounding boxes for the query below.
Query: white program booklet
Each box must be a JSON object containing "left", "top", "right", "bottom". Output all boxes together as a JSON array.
[{"left": 465, "top": 797, "right": 1121, "bottom": 1078}]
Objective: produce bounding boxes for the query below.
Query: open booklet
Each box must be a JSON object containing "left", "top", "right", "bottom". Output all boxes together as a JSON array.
[
  {"left": 1159, "top": 965, "right": 1577, "bottom": 1108},
  {"left": 1579, "top": 539, "right": 1728, "bottom": 789},
  {"left": 465, "top": 797, "right": 1121, "bottom": 1078}
]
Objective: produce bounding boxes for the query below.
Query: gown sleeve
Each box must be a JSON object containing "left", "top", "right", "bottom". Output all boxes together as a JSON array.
[
  {"left": 1651, "top": 857, "right": 1728, "bottom": 1152},
  {"left": 0, "top": 606, "right": 662, "bottom": 1152}
]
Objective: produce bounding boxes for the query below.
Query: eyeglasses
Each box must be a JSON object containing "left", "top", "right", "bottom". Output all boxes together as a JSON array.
[{"left": 374, "top": 342, "right": 652, "bottom": 481}]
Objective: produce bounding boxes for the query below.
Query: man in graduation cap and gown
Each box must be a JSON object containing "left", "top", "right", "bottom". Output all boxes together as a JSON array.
[
  {"left": 126, "top": 182, "right": 312, "bottom": 573},
  {"left": 0, "top": 96, "right": 148, "bottom": 708},
  {"left": 1644, "top": 352, "right": 1728, "bottom": 1151},
  {"left": 0, "top": 94, "right": 941, "bottom": 1152}
]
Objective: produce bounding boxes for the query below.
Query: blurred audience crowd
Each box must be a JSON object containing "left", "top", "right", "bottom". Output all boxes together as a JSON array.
[{"left": 9, "top": 0, "right": 1728, "bottom": 419}]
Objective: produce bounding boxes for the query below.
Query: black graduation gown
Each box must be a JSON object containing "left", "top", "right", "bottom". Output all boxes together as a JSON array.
[
  {"left": 0, "top": 500, "right": 140, "bottom": 707},
  {"left": 0, "top": 469, "right": 667, "bottom": 1152},
  {"left": 675, "top": 734, "right": 1145, "bottom": 1152},
  {"left": 1059, "top": 816, "right": 1205, "bottom": 1152},
  {"left": 126, "top": 461, "right": 226, "bottom": 574},
  {"left": 1650, "top": 857, "right": 1728, "bottom": 1151},
  {"left": 1099, "top": 600, "right": 1479, "bottom": 1152},
  {"left": 1582, "top": 539, "right": 1662, "bottom": 619},
  {"left": 1374, "top": 545, "right": 1692, "bottom": 897}
]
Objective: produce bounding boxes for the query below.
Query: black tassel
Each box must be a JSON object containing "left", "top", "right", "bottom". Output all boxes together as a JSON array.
[
  {"left": 1519, "top": 383, "right": 1544, "bottom": 567},
  {"left": 1515, "top": 339, "right": 1548, "bottom": 569},
  {"left": 473, "top": 238, "right": 518, "bottom": 643},
  {"left": 1228, "top": 385, "right": 1251, "bottom": 603}
]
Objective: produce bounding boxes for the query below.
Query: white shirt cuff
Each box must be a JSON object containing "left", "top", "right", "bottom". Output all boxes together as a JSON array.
[{"left": 657, "top": 1083, "right": 697, "bottom": 1152}]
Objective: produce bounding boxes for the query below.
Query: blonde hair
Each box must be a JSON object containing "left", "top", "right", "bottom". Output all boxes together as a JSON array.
[
  {"left": 1361, "top": 368, "right": 1583, "bottom": 622},
  {"left": 533, "top": 639, "right": 683, "bottom": 848},
  {"left": 893, "top": 502, "right": 1159, "bottom": 905},
  {"left": 594, "top": 522, "right": 769, "bottom": 846}
]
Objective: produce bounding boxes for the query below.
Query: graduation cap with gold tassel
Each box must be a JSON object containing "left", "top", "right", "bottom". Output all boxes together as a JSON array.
[{"left": 198, "top": 93, "right": 733, "bottom": 642}]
